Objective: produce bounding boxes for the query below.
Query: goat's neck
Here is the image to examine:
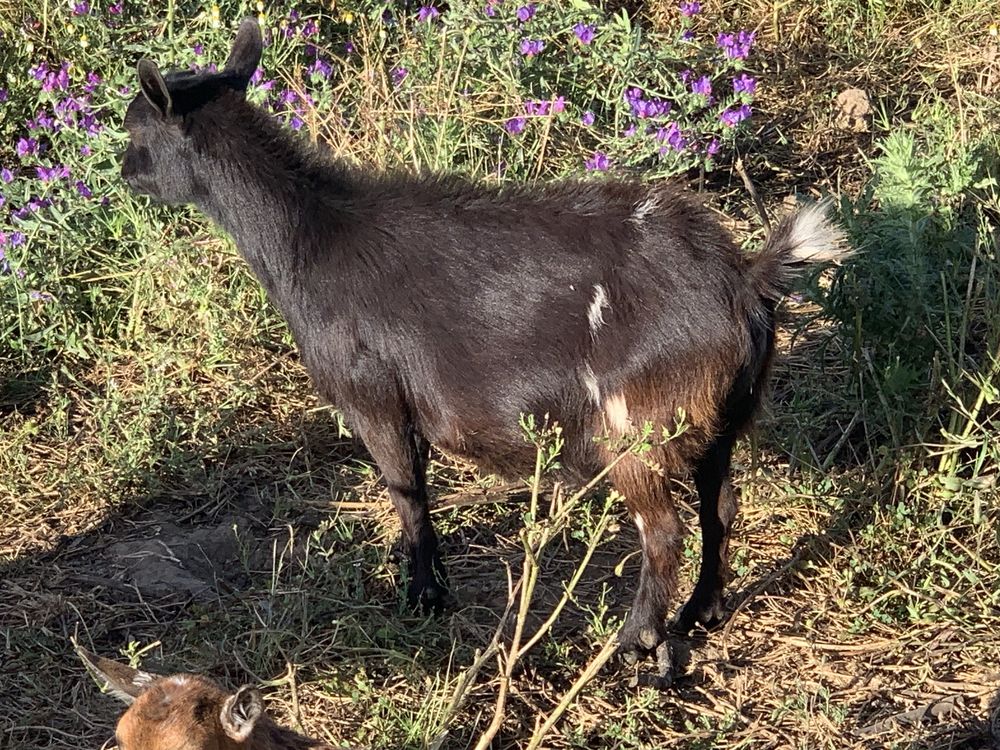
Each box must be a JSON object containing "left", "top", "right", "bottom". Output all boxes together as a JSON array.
[{"left": 198, "top": 160, "right": 303, "bottom": 304}]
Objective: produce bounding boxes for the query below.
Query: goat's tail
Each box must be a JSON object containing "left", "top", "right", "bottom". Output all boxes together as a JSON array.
[{"left": 749, "top": 199, "right": 851, "bottom": 301}]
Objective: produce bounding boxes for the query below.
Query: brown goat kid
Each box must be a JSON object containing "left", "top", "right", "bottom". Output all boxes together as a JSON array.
[
  {"left": 120, "top": 18, "right": 849, "bottom": 677},
  {"left": 77, "top": 646, "right": 336, "bottom": 750}
]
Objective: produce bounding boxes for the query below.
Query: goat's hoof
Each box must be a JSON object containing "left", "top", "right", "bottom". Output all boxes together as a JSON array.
[
  {"left": 617, "top": 620, "right": 691, "bottom": 690},
  {"left": 674, "top": 591, "right": 726, "bottom": 634},
  {"left": 622, "top": 640, "right": 686, "bottom": 690},
  {"left": 406, "top": 580, "right": 449, "bottom": 616}
]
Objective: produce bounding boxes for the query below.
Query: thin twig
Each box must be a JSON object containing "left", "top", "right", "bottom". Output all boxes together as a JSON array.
[{"left": 735, "top": 156, "right": 772, "bottom": 233}]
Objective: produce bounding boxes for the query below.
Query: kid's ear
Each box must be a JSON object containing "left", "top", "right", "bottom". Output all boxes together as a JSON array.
[
  {"left": 220, "top": 685, "right": 263, "bottom": 741},
  {"left": 137, "top": 58, "right": 172, "bottom": 116},
  {"left": 75, "top": 643, "right": 157, "bottom": 705},
  {"left": 225, "top": 17, "right": 263, "bottom": 83}
]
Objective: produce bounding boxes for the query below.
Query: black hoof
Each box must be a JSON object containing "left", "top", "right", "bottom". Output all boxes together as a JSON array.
[{"left": 674, "top": 589, "right": 726, "bottom": 634}]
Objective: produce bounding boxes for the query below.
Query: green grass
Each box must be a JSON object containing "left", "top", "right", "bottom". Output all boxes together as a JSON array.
[{"left": 2, "top": 1, "right": 1000, "bottom": 749}]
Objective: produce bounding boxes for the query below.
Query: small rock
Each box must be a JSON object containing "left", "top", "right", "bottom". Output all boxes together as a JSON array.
[{"left": 834, "top": 88, "right": 872, "bottom": 132}]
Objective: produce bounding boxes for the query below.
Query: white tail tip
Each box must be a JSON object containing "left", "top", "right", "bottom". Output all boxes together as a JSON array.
[{"left": 785, "top": 200, "right": 851, "bottom": 265}]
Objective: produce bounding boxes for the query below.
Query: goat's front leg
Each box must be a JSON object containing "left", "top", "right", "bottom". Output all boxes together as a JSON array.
[{"left": 350, "top": 408, "right": 446, "bottom": 612}]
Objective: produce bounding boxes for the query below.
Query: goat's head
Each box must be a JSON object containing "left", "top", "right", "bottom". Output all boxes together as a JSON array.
[
  {"left": 121, "top": 17, "right": 263, "bottom": 204},
  {"left": 77, "top": 645, "right": 265, "bottom": 749}
]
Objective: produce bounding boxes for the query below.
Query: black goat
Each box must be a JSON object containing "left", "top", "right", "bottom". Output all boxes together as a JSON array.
[{"left": 121, "top": 18, "right": 847, "bottom": 673}]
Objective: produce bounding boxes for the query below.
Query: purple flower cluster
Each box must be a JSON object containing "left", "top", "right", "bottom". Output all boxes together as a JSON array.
[
  {"left": 690, "top": 75, "right": 711, "bottom": 97},
  {"left": 417, "top": 5, "right": 440, "bottom": 22},
  {"left": 516, "top": 4, "right": 536, "bottom": 22},
  {"left": 308, "top": 57, "right": 333, "bottom": 78},
  {"left": 625, "top": 87, "right": 671, "bottom": 119},
  {"left": 656, "top": 122, "right": 686, "bottom": 152},
  {"left": 524, "top": 96, "right": 565, "bottom": 116},
  {"left": 733, "top": 73, "right": 756, "bottom": 95},
  {"left": 573, "top": 23, "right": 596, "bottom": 45},
  {"left": 679, "top": 1, "right": 701, "bottom": 16},
  {"left": 391, "top": 66, "right": 408, "bottom": 87},
  {"left": 716, "top": 30, "right": 755, "bottom": 60},
  {"left": 519, "top": 39, "right": 544, "bottom": 57},
  {"left": 585, "top": 151, "right": 609, "bottom": 171},
  {"left": 720, "top": 103, "right": 751, "bottom": 126},
  {"left": 581, "top": 110, "right": 595, "bottom": 126},
  {"left": 30, "top": 62, "right": 71, "bottom": 93},
  {"left": 505, "top": 116, "right": 526, "bottom": 134}
]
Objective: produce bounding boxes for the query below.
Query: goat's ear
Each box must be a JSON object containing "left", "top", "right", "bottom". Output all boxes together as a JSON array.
[
  {"left": 137, "top": 58, "right": 172, "bottom": 117},
  {"left": 224, "top": 17, "right": 263, "bottom": 83},
  {"left": 75, "top": 643, "right": 157, "bottom": 705},
  {"left": 220, "top": 685, "right": 263, "bottom": 741}
]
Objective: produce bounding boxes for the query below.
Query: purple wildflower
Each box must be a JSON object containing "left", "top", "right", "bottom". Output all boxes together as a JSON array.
[
  {"left": 573, "top": 22, "right": 596, "bottom": 45},
  {"left": 717, "top": 30, "right": 755, "bottom": 60},
  {"left": 585, "top": 151, "right": 610, "bottom": 171},
  {"left": 344, "top": 41, "right": 356, "bottom": 54},
  {"left": 484, "top": 4, "right": 496, "bottom": 17},
  {"left": 289, "top": 115, "right": 304, "bottom": 131},
  {"left": 30, "top": 63, "right": 47, "bottom": 81},
  {"left": 680, "top": 29, "right": 695, "bottom": 42},
  {"left": 29, "top": 290, "right": 55, "bottom": 302},
  {"left": 720, "top": 103, "right": 752, "bottom": 126},
  {"left": 581, "top": 110, "right": 595, "bottom": 126},
  {"left": 0, "top": 88, "right": 7, "bottom": 102},
  {"left": 75, "top": 180, "right": 93, "bottom": 198},
  {"left": 706, "top": 138, "right": 720, "bottom": 156},
  {"left": 40, "top": 63, "right": 71, "bottom": 93},
  {"left": 519, "top": 39, "right": 544, "bottom": 57},
  {"left": 505, "top": 117, "right": 527, "bottom": 134},
  {"left": 516, "top": 4, "right": 536, "bottom": 22},
  {"left": 16, "top": 138, "right": 38, "bottom": 158},
  {"left": 622, "top": 123, "right": 637, "bottom": 137},
  {"left": 193, "top": 43, "right": 204, "bottom": 56},
  {"left": 690, "top": 76, "right": 711, "bottom": 97},
  {"left": 552, "top": 96, "right": 565, "bottom": 113},
  {"left": 119, "top": 85, "right": 131, "bottom": 95},
  {"left": 36, "top": 165, "right": 71, "bottom": 182},
  {"left": 301, "top": 19, "right": 318, "bottom": 36},
  {"left": 80, "top": 145, "right": 91, "bottom": 156},
  {"left": 109, "top": 0, "right": 123, "bottom": 13},
  {"left": 658, "top": 122, "right": 686, "bottom": 151},
  {"left": 679, "top": 1, "right": 701, "bottom": 15},
  {"left": 309, "top": 58, "right": 333, "bottom": 77},
  {"left": 289, "top": 9, "right": 299, "bottom": 21},
  {"left": 417, "top": 5, "right": 440, "bottom": 22},
  {"left": 84, "top": 72, "right": 101, "bottom": 93},
  {"left": 73, "top": 1, "right": 89, "bottom": 14},
  {"left": 10, "top": 231, "right": 25, "bottom": 247},
  {"left": 1, "top": 168, "right": 15, "bottom": 183},
  {"left": 733, "top": 73, "right": 756, "bottom": 95},
  {"left": 391, "top": 66, "right": 408, "bottom": 86}
]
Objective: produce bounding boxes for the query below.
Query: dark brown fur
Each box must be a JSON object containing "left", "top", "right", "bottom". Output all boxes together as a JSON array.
[{"left": 118, "top": 19, "right": 847, "bottom": 669}]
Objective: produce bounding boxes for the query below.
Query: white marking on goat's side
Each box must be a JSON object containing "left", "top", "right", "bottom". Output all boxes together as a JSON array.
[
  {"left": 168, "top": 676, "right": 189, "bottom": 687},
  {"left": 582, "top": 364, "right": 600, "bottom": 406},
  {"left": 588, "top": 284, "right": 610, "bottom": 335},
  {"left": 630, "top": 192, "right": 660, "bottom": 224},
  {"left": 635, "top": 513, "right": 646, "bottom": 546},
  {"left": 603, "top": 391, "right": 630, "bottom": 432}
]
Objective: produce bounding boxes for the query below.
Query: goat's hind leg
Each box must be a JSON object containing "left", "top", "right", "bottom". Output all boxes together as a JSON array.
[
  {"left": 675, "top": 433, "right": 738, "bottom": 633},
  {"left": 614, "top": 462, "right": 685, "bottom": 684}
]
